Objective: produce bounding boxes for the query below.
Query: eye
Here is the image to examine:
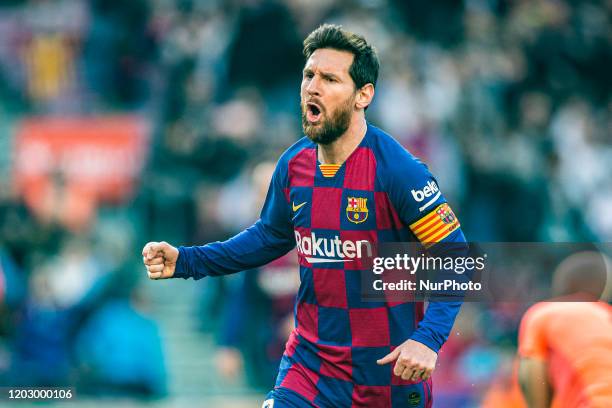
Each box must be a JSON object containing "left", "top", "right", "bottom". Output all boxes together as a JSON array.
[{"left": 304, "top": 72, "right": 314, "bottom": 79}]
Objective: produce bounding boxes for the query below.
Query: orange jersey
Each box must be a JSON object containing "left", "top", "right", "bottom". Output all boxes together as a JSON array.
[
  {"left": 518, "top": 302, "right": 612, "bottom": 408},
  {"left": 481, "top": 375, "right": 526, "bottom": 408}
]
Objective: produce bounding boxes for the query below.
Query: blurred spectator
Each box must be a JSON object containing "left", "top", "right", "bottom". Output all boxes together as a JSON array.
[
  {"left": 82, "top": 0, "right": 156, "bottom": 108},
  {"left": 226, "top": 0, "right": 303, "bottom": 91},
  {"left": 74, "top": 293, "right": 167, "bottom": 398},
  {"left": 216, "top": 252, "right": 299, "bottom": 390},
  {"left": 214, "top": 161, "right": 299, "bottom": 390},
  {"left": 7, "top": 237, "right": 110, "bottom": 386},
  {"left": 0, "top": 0, "right": 610, "bottom": 404}
]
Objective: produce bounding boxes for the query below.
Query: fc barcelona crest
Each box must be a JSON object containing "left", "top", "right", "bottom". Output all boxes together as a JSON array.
[
  {"left": 436, "top": 203, "right": 456, "bottom": 224},
  {"left": 346, "top": 197, "right": 368, "bottom": 224}
]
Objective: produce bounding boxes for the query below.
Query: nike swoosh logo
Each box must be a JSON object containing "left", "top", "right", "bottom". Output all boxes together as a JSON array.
[{"left": 292, "top": 201, "right": 307, "bottom": 212}]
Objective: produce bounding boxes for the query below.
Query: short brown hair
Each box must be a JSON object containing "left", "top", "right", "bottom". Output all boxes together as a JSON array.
[{"left": 303, "top": 24, "right": 379, "bottom": 90}]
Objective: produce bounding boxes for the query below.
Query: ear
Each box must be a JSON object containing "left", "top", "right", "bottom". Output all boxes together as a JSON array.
[{"left": 355, "top": 83, "right": 375, "bottom": 110}]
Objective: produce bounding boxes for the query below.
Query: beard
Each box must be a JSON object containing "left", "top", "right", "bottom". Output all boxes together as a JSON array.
[{"left": 302, "top": 94, "right": 355, "bottom": 145}]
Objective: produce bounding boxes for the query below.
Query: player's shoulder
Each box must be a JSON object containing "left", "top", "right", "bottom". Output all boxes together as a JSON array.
[
  {"left": 522, "top": 301, "right": 584, "bottom": 328},
  {"left": 365, "top": 123, "right": 432, "bottom": 186},
  {"left": 270, "top": 136, "right": 316, "bottom": 185},
  {"left": 528, "top": 300, "right": 609, "bottom": 322},
  {"left": 523, "top": 302, "right": 557, "bottom": 321},
  {"left": 520, "top": 301, "right": 603, "bottom": 348},
  {"left": 276, "top": 136, "right": 315, "bottom": 170}
]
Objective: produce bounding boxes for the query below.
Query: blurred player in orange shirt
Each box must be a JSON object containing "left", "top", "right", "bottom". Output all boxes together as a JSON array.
[
  {"left": 480, "top": 359, "right": 526, "bottom": 408},
  {"left": 517, "top": 251, "right": 612, "bottom": 408}
]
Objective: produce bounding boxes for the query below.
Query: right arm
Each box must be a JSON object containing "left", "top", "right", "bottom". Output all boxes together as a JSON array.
[
  {"left": 143, "top": 161, "right": 295, "bottom": 280},
  {"left": 518, "top": 357, "right": 550, "bottom": 408},
  {"left": 517, "top": 305, "right": 552, "bottom": 408}
]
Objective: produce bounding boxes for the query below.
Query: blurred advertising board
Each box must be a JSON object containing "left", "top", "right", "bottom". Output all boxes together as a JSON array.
[{"left": 13, "top": 116, "right": 149, "bottom": 231}]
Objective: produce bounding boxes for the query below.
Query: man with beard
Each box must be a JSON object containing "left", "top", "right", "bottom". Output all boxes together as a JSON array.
[{"left": 142, "top": 24, "right": 467, "bottom": 407}]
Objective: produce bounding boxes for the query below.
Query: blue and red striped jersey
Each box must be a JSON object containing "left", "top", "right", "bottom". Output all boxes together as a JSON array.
[{"left": 175, "top": 123, "right": 467, "bottom": 407}]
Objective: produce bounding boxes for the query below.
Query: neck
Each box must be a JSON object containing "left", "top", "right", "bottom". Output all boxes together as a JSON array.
[{"left": 318, "top": 115, "right": 367, "bottom": 164}]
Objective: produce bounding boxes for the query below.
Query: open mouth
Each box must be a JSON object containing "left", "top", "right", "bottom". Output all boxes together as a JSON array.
[{"left": 306, "top": 102, "right": 323, "bottom": 123}]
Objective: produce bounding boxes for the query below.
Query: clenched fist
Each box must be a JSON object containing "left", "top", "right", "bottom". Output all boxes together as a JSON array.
[{"left": 142, "top": 241, "right": 179, "bottom": 279}]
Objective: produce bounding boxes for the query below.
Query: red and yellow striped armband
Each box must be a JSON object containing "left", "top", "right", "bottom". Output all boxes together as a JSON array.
[{"left": 409, "top": 203, "right": 460, "bottom": 247}]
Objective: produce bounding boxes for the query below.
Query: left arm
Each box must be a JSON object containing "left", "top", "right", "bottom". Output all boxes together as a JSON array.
[
  {"left": 517, "top": 304, "right": 552, "bottom": 407},
  {"left": 518, "top": 357, "right": 551, "bottom": 408},
  {"left": 376, "top": 150, "right": 467, "bottom": 380},
  {"left": 377, "top": 230, "right": 467, "bottom": 381},
  {"left": 173, "top": 160, "right": 295, "bottom": 279},
  {"left": 408, "top": 231, "right": 467, "bottom": 354}
]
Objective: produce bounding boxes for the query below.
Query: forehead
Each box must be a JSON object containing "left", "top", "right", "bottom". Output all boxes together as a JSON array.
[{"left": 304, "top": 48, "right": 354, "bottom": 77}]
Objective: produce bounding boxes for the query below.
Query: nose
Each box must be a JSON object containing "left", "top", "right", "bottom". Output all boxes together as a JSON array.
[{"left": 305, "top": 76, "right": 321, "bottom": 97}]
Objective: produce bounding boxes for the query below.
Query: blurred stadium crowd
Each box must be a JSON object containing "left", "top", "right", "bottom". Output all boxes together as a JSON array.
[{"left": 0, "top": 0, "right": 610, "bottom": 406}]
